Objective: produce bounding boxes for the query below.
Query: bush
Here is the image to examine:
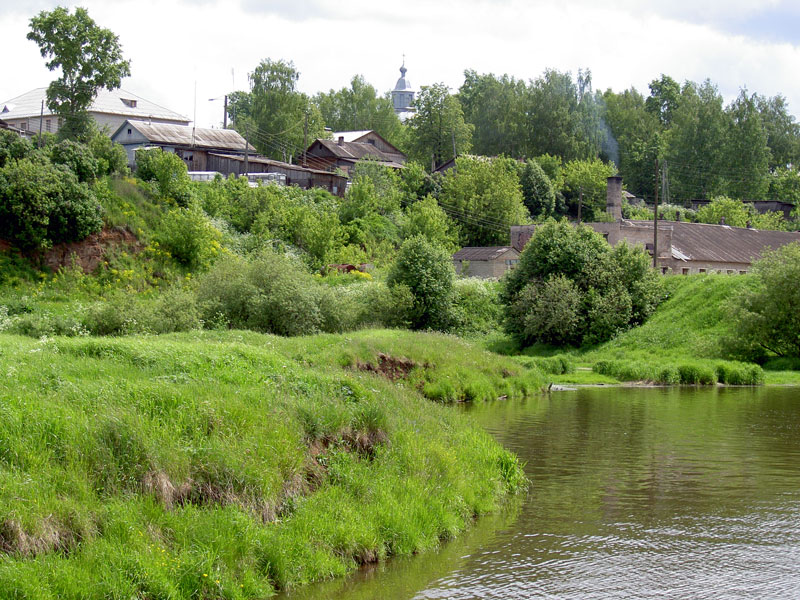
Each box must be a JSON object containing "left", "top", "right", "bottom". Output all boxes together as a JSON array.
[
  {"left": 387, "top": 236, "right": 455, "bottom": 331},
  {"left": 507, "top": 275, "right": 582, "bottom": 346},
  {"left": 519, "top": 159, "right": 555, "bottom": 218},
  {"left": 728, "top": 242, "right": 800, "bottom": 359},
  {"left": 49, "top": 139, "right": 98, "bottom": 183},
  {"left": 0, "top": 158, "right": 102, "bottom": 249},
  {"left": 154, "top": 206, "right": 222, "bottom": 270},
  {"left": 135, "top": 148, "right": 192, "bottom": 206},
  {"left": 677, "top": 363, "right": 718, "bottom": 385},
  {"left": 196, "top": 251, "right": 329, "bottom": 336},
  {"left": 450, "top": 278, "right": 502, "bottom": 335}
]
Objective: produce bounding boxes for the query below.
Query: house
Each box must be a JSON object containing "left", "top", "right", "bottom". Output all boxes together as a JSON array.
[
  {"left": 0, "top": 87, "right": 189, "bottom": 137},
  {"left": 511, "top": 176, "right": 800, "bottom": 275},
  {"left": 304, "top": 130, "right": 406, "bottom": 175},
  {"left": 452, "top": 246, "right": 520, "bottom": 279},
  {"left": 111, "top": 119, "right": 255, "bottom": 170},
  {"left": 0, "top": 118, "right": 32, "bottom": 138}
]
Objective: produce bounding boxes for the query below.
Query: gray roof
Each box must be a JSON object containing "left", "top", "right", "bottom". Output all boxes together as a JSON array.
[
  {"left": 310, "top": 138, "right": 405, "bottom": 167},
  {"left": 115, "top": 120, "right": 255, "bottom": 152},
  {"left": 453, "top": 247, "right": 517, "bottom": 261},
  {"left": 394, "top": 64, "right": 413, "bottom": 92},
  {"left": 207, "top": 152, "right": 344, "bottom": 177},
  {"left": 0, "top": 87, "right": 189, "bottom": 123},
  {"left": 628, "top": 220, "right": 800, "bottom": 264}
]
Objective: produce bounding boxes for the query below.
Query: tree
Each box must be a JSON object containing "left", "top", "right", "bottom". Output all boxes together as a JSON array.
[
  {"left": 438, "top": 156, "right": 530, "bottom": 246},
  {"left": 406, "top": 83, "right": 473, "bottom": 170},
  {"left": 134, "top": 149, "right": 192, "bottom": 206},
  {"left": 664, "top": 80, "right": 729, "bottom": 201},
  {"left": 723, "top": 90, "right": 770, "bottom": 200},
  {"left": 458, "top": 70, "right": 527, "bottom": 157},
  {"left": 756, "top": 94, "right": 800, "bottom": 170},
  {"left": 645, "top": 74, "right": 680, "bottom": 128},
  {"left": 562, "top": 158, "right": 617, "bottom": 221},
  {"left": 519, "top": 159, "right": 555, "bottom": 218},
  {"left": 314, "top": 75, "right": 404, "bottom": 147},
  {"left": 696, "top": 196, "right": 785, "bottom": 230},
  {"left": 501, "top": 219, "right": 661, "bottom": 347},
  {"left": 228, "top": 59, "right": 325, "bottom": 162},
  {"left": 28, "top": 7, "right": 131, "bottom": 140},
  {"left": 387, "top": 235, "right": 455, "bottom": 330},
  {"left": 401, "top": 195, "right": 459, "bottom": 252},
  {"left": 729, "top": 242, "right": 800, "bottom": 358}
]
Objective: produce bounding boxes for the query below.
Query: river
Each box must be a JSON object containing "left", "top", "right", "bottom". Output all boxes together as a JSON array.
[{"left": 282, "top": 386, "right": 800, "bottom": 599}]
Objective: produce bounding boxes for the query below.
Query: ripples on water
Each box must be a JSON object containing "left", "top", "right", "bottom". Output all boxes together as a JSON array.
[{"left": 284, "top": 387, "right": 800, "bottom": 600}]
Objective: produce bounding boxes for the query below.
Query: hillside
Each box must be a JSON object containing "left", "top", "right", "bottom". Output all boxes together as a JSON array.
[{"left": 0, "top": 329, "right": 542, "bottom": 598}]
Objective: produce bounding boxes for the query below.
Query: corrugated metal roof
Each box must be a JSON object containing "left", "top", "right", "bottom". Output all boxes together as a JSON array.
[
  {"left": 0, "top": 87, "right": 189, "bottom": 123},
  {"left": 122, "top": 120, "right": 255, "bottom": 152},
  {"left": 453, "top": 247, "right": 517, "bottom": 261},
  {"left": 313, "top": 138, "right": 402, "bottom": 163},
  {"left": 628, "top": 220, "right": 800, "bottom": 263}
]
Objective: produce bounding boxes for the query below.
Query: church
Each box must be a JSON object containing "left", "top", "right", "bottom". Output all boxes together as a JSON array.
[{"left": 391, "top": 60, "right": 416, "bottom": 122}]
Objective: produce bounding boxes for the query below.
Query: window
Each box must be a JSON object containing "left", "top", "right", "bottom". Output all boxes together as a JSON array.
[
  {"left": 19, "top": 122, "right": 26, "bottom": 130},
  {"left": 698, "top": 269, "right": 706, "bottom": 274},
  {"left": 661, "top": 267, "right": 669, "bottom": 275},
  {"left": 505, "top": 259, "right": 519, "bottom": 271},
  {"left": 681, "top": 268, "right": 690, "bottom": 275},
  {"left": 739, "top": 270, "right": 747, "bottom": 275},
  {"left": 726, "top": 269, "right": 735, "bottom": 275},
  {"left": 121, "top": 98, "right": 138, "bottom": 108},
  {"left": 127, "top": 128, "right": 132, "bottom": 135},
  {"left": 45, "top": 119, "right": 51, "bottom": 132}
]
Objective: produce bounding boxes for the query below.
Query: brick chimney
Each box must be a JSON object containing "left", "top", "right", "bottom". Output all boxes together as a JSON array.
[
  {"left": 606, "top": 176, "right": 623, "bottom": 221},
  {"left": 337, "top": 136, "right": 344, "bottom": 146}
]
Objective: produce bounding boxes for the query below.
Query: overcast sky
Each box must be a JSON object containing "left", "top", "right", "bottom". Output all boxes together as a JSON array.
[{"left": 2, "top": 0, "right": 800, "bottom": 129}]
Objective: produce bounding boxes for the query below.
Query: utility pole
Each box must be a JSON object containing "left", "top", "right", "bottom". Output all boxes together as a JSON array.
[
  {"left": 452, "top": 127, "right": 457, "bottom": 163},
  {"left": 244, "top": 125, "right": 249, "bottom": 176},
  {"left": 38, "top": 100, "right": 44, "bottom": 146},
  {"left": 653, "top": 158, "right": 660, "bottom": 269},
  {"left": 303, "top": 111, "right": 309, "bottom": 167},
  {"left": 223, "top": 95, "right": 228, "bottom": 129},
  {"left": 578, "top": 186, "right": 583, "bottom": 224}
]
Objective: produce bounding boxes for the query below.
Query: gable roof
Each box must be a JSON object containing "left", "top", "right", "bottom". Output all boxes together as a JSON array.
[
  {"left": 1, "top": 87, "right": 189, "bottom": 123},
  {"left": 332, "top": 130, "right": 374, "bottom": 143},
  {"left": 113, "top": 120, "right": 256, "bottom": 152},
  {"left": 452, "top": 247, "right": 518, "bottom": 261},
  {"left": 310, "top": 138, "right": 404, "bottom": 167},
  {"left": 628, "top": 220, "right": 800, "bottom": 264}
]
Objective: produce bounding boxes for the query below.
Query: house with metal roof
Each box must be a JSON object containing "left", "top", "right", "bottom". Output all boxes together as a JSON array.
[
  {"left": 0, "top": 88, "right": 190, "bottom": 137},
  {"left": 510, "top": 177, "right": 800, "bottom": 275},
  {"left": 452, "top": 246, "right": 520, "bottom": 279},
  {"left": 111, "top": 119, "right": 255, "bottom": 170},
  {"left": 305, "top": 130, "right": 406, "bottom": 175}
]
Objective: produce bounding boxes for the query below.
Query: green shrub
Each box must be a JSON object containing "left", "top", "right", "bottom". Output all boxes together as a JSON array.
[
  {"left": 507, "top": 275, "right": 582, "bottom": 346},
  {"left": 87, "top": 129, "right": 128, "bottom": 176},
  {"left": 716, "top": 361, "right": 765, "bottom": 385},
  {"left": 450, "top": 278, "right": 502, "bottom": 335},
  {"left": 677, "top": 363, "right": 718, "bottom": 385},
  {"left": 518, "top": 355, "right": 574, "bottom": 375},
  {"left": 135, "top": 148, "right": 192, "bottom": 206},
  {"left": 763, "top": 356, "right": 800, "bottom": 371},
  {"left": 49, "top": 139, "right": 98, "bottom": 183},
  {"left": 387, "top": 235, "right": 455, "bottom": 331},
  {"left": 0, "top": 158, "right": 102, "bottom": 249},
  {"left": 196, "top": 251, "right": 327, "bottom": 336},
  {"left": 656, "top": 365, "right": 681, "bottom": 385},
  {"left": 154, "top": 206, "right": 222, "bottom": 270}
]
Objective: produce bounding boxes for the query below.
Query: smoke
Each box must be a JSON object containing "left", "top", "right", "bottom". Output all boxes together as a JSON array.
[{"left": 601, "top": 118, "right": 620, "bottom": 167}]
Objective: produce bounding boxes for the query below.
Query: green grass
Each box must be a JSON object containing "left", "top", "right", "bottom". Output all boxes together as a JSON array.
[{"left": 0, "top": 328, "right": 540, "bottom": 598}]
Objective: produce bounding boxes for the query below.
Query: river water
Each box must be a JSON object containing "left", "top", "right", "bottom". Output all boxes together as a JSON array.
[{"left": 283, "top": 386, "right": 800, "bottom": 599}]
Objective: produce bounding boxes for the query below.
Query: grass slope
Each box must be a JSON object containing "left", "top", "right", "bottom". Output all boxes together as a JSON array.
[{"left": 0, "top": 329, "right": 542, "bottom": 599}]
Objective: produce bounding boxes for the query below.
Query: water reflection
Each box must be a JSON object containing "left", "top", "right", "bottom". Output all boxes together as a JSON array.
[{"left": 282, "top": 386, "right": 800, "bottom": 599}]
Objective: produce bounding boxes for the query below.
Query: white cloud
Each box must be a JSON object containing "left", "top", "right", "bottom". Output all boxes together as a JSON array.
[{"left": 2, "top": 0, "right": 800, "bottom": 132}]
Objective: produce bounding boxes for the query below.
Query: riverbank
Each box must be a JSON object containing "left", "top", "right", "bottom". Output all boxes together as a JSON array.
[
  {"left": 488, "top": 274, "right": 800, "bottom": 386},
  {"left": 0, "top": 329, "right": 541, "bottom": 598}
]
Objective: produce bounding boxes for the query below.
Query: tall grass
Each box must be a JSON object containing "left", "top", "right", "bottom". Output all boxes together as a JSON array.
[{"left": 0, "top": 329, "right": 533, "bottom": 598}]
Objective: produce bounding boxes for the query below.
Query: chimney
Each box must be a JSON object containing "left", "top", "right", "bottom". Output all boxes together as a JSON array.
[
  {"left": 746, "top": 220, "right": 752, "bottom": 229},
  {"left": 720, "top": 217, "right": 726, "bottom": 225},
  {"left": 676, "top": 211, "right": 681, "bottom": 222},
  {"left": 337, "top": 136, "right": 344, "bottom": 146},
  {"left": 606, "top": 176, "right": 623, "bottom": 221}
]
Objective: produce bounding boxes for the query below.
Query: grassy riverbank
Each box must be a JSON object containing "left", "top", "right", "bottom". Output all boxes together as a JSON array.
[
  {"left": 493, "top": 274, "right": 799, "bottom": 386},
  {"left": 0, "top": 329, "right": 541, "bottom": 598}
]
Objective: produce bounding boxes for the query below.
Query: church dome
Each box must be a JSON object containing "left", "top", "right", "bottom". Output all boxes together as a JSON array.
[{"left": 394, "top": 64, "right": 413, "bottom": 92}]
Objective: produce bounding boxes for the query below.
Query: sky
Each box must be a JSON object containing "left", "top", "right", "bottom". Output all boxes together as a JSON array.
[{"left": 2, "top": 0, "right": 800, "bottom": 129}]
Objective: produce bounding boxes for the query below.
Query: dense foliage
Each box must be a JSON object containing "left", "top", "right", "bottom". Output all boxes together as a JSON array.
[
  {"left": 502, "top": 220, "right": 662, "bottom": 347},
  {"left": 728, "top": 242, "right": 800, "bottom": 359}
]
